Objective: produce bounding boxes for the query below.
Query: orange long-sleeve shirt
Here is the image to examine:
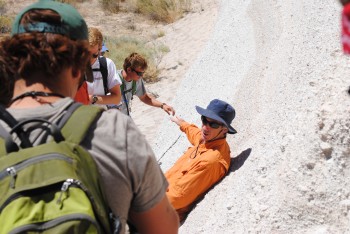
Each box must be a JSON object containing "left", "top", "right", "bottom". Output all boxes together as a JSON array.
[{"left": 165, "top": 122, "right": 231, "bottom": 220}]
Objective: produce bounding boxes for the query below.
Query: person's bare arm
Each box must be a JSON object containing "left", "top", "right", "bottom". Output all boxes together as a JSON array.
[
  {"left": 139, "top": 93, "right": 175, "bottom": 115},
  {"left": 128, "top": 195, "right": 179, "bottom": 234},
  {"left": 170, "top": 116, "right": 186, "bottom": 126},
  {"left": 89, "top": 84, "right": 121, "bottom": 105}
]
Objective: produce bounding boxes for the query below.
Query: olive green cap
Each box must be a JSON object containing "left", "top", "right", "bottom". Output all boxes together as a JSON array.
[{"left": 11, "top": 0, "right": 88, "bottom": 41}]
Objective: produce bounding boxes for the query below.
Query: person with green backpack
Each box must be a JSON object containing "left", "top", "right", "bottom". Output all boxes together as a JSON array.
[
  {"left": 118, "top": 52, "right": 176, "bottom": 116},
  {"left": 0, "top": 0, "right": 179, "bottom": 233}
]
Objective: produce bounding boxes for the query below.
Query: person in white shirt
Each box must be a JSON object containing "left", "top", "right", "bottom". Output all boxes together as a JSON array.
[{"left": 87, "top": 27, "right": 122, "bottom": 108}]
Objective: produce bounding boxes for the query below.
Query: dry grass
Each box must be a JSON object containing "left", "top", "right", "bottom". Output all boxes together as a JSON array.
[
  {"left": 0, "top": 0, "right": 6, "bottom": 15},
  {"left": 134, "top": 0, "right": 191, "bottom": 23},
  {"left": 0, "top": 0, "right": 11, "bottom": 35},
  {"left": 2, "top": 0, "right": 190, "bottom": 82},
  {"left": 105, "top": 36, "right": 169, "bottom": 83},
  {"left": 0, "top": 16, "right": 12, "bottom": 33},
  {"left": 99, "top": 0, "right": 121, "bottom": 13},
  {"left": 101, "top": 0, "right": 191, "bottom": 23},
  {"left": 55, "top": 0, "right": 90, "bottom": 7}
]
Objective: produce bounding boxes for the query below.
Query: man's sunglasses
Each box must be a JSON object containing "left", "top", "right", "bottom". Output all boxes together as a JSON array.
[
  {"left": 201, "top": 116, "right": 223, "bottom": 129},
  {"left": 131, "top": 68, "right": 145, "bottom": 77},
  {"left": 92, "top": 52, "right": 99, "bottom": 58}
]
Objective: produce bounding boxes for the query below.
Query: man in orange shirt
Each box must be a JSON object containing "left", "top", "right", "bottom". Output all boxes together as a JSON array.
[{"left": 165, "top": 99, "right": 237, "bottom": 222}]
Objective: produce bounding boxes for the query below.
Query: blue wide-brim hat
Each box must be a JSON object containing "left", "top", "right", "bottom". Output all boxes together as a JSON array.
[{"left": 196, "top": 99, "right": 237, "bottom": 134}]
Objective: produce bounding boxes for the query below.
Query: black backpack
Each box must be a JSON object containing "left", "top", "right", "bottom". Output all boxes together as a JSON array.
[
  {"left": 93, "top": 56, "right": 137, "bottom": 97},
  {"left": 92, "top": 56, "right": 109, "bottom": 95}
]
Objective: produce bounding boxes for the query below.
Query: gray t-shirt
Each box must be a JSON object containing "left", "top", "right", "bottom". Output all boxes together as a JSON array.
[
  {"left": 117, "top": 70, "right": 146, "bottom": 115},
  {"left": 2, "top": 98, "right": 168, "bottom": 233}
]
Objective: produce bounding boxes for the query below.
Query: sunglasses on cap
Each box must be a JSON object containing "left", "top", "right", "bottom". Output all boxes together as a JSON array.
[
  {"left": 201, "top": 116, "right": 223, "bottom": 129},
  {"left": 92, "top": 52, "right": 99, "bottom": 58},
  {"left": 131, "top": 68, "right": 145, "bottom": 77}
]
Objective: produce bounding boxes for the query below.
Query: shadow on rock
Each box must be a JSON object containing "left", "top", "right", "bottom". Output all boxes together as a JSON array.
[{"left": 228, "top": 148, "right": 252, "bottom": 175}]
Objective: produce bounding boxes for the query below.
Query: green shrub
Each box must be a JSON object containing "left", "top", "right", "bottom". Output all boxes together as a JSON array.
[
  {"left": 0, "top": 16, "right": 12, "bottom": 34},
  {"left": 157, "top": 30, "right": 165, "bottom": 38},
  {"left": 105, "top": 36, "right": 169, "bottom": 83}
]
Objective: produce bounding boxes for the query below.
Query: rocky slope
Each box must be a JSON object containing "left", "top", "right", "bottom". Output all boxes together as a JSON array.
[{"left": 154, "top": 0, "right": 350, "bottom": 233}]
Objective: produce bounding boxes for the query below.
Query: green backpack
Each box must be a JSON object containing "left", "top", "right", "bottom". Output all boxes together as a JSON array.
[{"left": 0, "top": 103, "right": 119, "bottom": 233}]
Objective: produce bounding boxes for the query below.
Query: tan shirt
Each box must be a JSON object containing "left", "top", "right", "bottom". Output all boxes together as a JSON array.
[{"left": 5, "top": 98, "right": 168, "bottom": 233}]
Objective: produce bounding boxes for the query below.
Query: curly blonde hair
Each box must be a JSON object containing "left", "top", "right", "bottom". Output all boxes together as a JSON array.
[{"left": 88, "top": 27, "right": 103, "bottom": 48}]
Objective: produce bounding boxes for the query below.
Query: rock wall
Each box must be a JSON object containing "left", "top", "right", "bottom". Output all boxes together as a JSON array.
[{"left": 154, "top": 0, "right": 350, "bottom": 233}]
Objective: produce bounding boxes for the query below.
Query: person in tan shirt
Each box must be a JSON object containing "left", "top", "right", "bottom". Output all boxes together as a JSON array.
[
  {"left": 0, "top": 1, "right": 179, "bottom": 233},
  {"left": 165, "top": 99, "right": 237, "bottom": 222}
]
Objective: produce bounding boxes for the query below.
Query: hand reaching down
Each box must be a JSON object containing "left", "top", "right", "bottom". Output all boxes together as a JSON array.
[{"left": 170, "top": 116, "right": 185, "bottom": 126}]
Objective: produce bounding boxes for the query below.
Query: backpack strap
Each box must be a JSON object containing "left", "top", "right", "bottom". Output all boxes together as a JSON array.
[
  {"left": 0, "top": 105, "right": 32, "bottom": 148},
  {"left": 60, "top": 104, "right": 103, "bottom": 144},
  {"left": 99, "top": 56, "right": 109, "bottom": 95},
  {"left": 0, "top": 124, "right": 10, "bottom": 156},
  {"left": 57, "top": 102, "right": 82, "bottom": 129},
  {"left": 131, "top": 80, "right": 136, "bottom": 95},
  {"left": 0, "top": 105, "right": 33, "bottom": 156},
  {"left": 125, "top": 79, "right": 136, "bottom": 96},
  {"left": 119, "top": 72, "right": 136, "bottom": 96},
  {"left": 119, "top": 71, "right": 137, "bottom": 116},
  {"left": 92, "top": 56, "right": 109, "bottom": 95},
  {"left": 0, "top": 103, "right": 103, "bottom": 155}
]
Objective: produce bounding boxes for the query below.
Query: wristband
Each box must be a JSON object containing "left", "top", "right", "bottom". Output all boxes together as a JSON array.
[
  {"left": 92, "top": 95, "right": 98, "bottom": 104},
  {"left": 160, "top": 103, "right": 166, "bottom": 109}
]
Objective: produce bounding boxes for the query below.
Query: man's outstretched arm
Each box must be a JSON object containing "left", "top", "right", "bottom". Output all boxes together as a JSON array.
[{"left": 139, "top": 93, "right": 175, "bottom": 115}]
